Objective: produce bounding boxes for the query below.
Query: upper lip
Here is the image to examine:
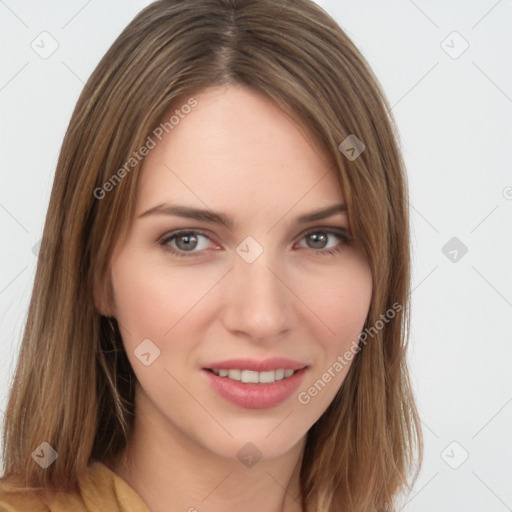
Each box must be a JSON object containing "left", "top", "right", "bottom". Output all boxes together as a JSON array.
[{"left": 203, "top": 358, "right": 308, "bottom": 372}]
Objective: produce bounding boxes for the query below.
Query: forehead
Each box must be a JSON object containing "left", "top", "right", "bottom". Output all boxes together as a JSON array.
[{"left": 135, "top": 85, "right": 344, "bottom": 224}]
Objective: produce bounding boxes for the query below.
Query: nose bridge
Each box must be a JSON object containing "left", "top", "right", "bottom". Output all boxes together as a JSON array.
[{"left": 223, "top": 244, "right": 293, "bottom": 338}]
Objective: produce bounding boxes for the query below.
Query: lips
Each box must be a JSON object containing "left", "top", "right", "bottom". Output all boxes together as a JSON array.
[
  {"left": 202, "top": 357, "right": 307, "bottom": 409},
  {"left": 203, "top": 357, "right": 307, "bottom": 373}
]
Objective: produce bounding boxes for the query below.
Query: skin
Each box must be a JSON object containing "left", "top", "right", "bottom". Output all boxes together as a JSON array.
[{"left": 98, "top": 84, "right": 373, "bottom": 512}]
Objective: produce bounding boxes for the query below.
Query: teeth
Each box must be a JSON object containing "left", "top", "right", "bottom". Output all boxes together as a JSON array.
[
  {"left": 228, "top": 369, "right": 241, "bottom": 381},
  {"left": 258, "top": 370, "right": 276, "bottom": 383},
  {"left": 211, "top": 368, "right": 298, "bottom": 383},
  {"left": 241, "top": 370, "right": 259, "bottom": 383}
]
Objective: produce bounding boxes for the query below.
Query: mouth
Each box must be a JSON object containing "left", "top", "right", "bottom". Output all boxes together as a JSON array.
[{"left": 201, "top": 360, "right": 309, "bottom": 409}]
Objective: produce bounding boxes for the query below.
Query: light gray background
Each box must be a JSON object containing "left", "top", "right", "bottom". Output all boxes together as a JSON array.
[{"left": 1, "top": 1, "right": 511, "bottom": 510}]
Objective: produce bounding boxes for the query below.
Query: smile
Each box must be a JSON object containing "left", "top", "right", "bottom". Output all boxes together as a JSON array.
[{"left": 203, "top": 367, "right": 308, "bottom": 409}]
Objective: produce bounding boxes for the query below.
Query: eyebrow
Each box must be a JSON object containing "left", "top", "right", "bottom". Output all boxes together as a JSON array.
[{"left": 137, "top": 202, "right": 347, "bottom": 228}]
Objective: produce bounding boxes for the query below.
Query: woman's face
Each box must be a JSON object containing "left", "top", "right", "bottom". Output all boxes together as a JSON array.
[{"left": 105, "top": 85, "right": 372, "bottom": 462}]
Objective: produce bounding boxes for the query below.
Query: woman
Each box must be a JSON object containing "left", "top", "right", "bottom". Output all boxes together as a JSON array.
[{"left": 0, "top": 0, "right": 422, "bottom": 511}]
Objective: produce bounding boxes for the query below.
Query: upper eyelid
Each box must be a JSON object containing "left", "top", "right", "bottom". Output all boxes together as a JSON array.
[{"left": 159, "top": 226, "right": 351, "bottom": 247}]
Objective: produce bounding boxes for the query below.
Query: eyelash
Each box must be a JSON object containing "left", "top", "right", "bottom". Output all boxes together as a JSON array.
[{"left": 158, "top": 228, "right": 352, "bottom": 259}]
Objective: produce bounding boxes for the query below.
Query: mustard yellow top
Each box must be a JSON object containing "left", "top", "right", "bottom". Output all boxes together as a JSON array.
[{"left": 0, "top": 461, "right": 150, "bottom": 512}]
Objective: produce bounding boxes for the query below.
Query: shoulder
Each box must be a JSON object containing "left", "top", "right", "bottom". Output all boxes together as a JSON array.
[
  {"left": 0, "top": 462, "right": 107, "bottom": 512},
  {"left": 0, "top": 482, "right": 90, "bottom": 511},
  {"left": 0, "top": 481, "right": 52, "bottom": 511},
  {"left": 0, "top": 461, "right": 149, "bottom": 512}
]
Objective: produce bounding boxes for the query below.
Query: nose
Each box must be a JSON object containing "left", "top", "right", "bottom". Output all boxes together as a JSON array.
[{"left": 221, "top": 250, "right": 296, "bottom": 342}]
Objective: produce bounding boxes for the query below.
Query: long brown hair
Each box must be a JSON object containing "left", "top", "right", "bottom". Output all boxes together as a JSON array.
[{"left": 0, "top": 1, "right": 422, "bottom": 510}]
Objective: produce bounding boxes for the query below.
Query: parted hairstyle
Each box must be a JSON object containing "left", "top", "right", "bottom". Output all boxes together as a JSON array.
[{"left": 0, "top": 1, "right": 422, "bottom": 510}]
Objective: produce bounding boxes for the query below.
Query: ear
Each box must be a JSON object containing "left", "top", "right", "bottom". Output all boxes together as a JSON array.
[{"left": 93, "top": 270, "right": 115, "bottom": 318}]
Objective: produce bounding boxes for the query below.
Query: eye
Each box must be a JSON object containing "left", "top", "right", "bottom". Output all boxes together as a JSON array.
[
  {"left": 158, "top": 230, "right": 215, "bottom": 258},
  {"left": 296, "top": 228, "right": 352, "bottom": 256},
  {"left": 158, "top": 227, "right": 352, "bottom": 259}
]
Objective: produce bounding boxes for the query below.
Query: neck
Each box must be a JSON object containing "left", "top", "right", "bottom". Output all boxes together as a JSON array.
[{"left": 110, "top": 389, "right": 305, "bottom": 512}]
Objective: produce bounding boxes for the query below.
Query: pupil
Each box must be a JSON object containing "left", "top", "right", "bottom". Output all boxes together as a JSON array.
[
  {"left": 177, "top": 234, "right": 197, "bottom": 251},
  {"left": 309, "top": 232, "right": 326, "bottom": 249}
]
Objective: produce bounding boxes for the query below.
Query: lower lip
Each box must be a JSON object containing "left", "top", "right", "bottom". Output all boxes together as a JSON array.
[{"left": 202, "top": 368, "right": 307, "bottom": 409}]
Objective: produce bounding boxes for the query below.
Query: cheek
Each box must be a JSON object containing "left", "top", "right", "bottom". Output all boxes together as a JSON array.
[
  {"left": 110, "top": 254, "right": 221, "bottom": 345},
  {"left": 110, "top": 260, "right": 169, "bottom": 341},
  {"left": 294, "top": 253, "right": 373, "bottom": 349},
  {"left": 293, "top": 257, "right": 372, "bottom": 412},
  {"left": 333, "top": 266, "right": 372, "bottom": 340},
  {"left": 111, "top": 244, "right": 372, "bottom": 353}
]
